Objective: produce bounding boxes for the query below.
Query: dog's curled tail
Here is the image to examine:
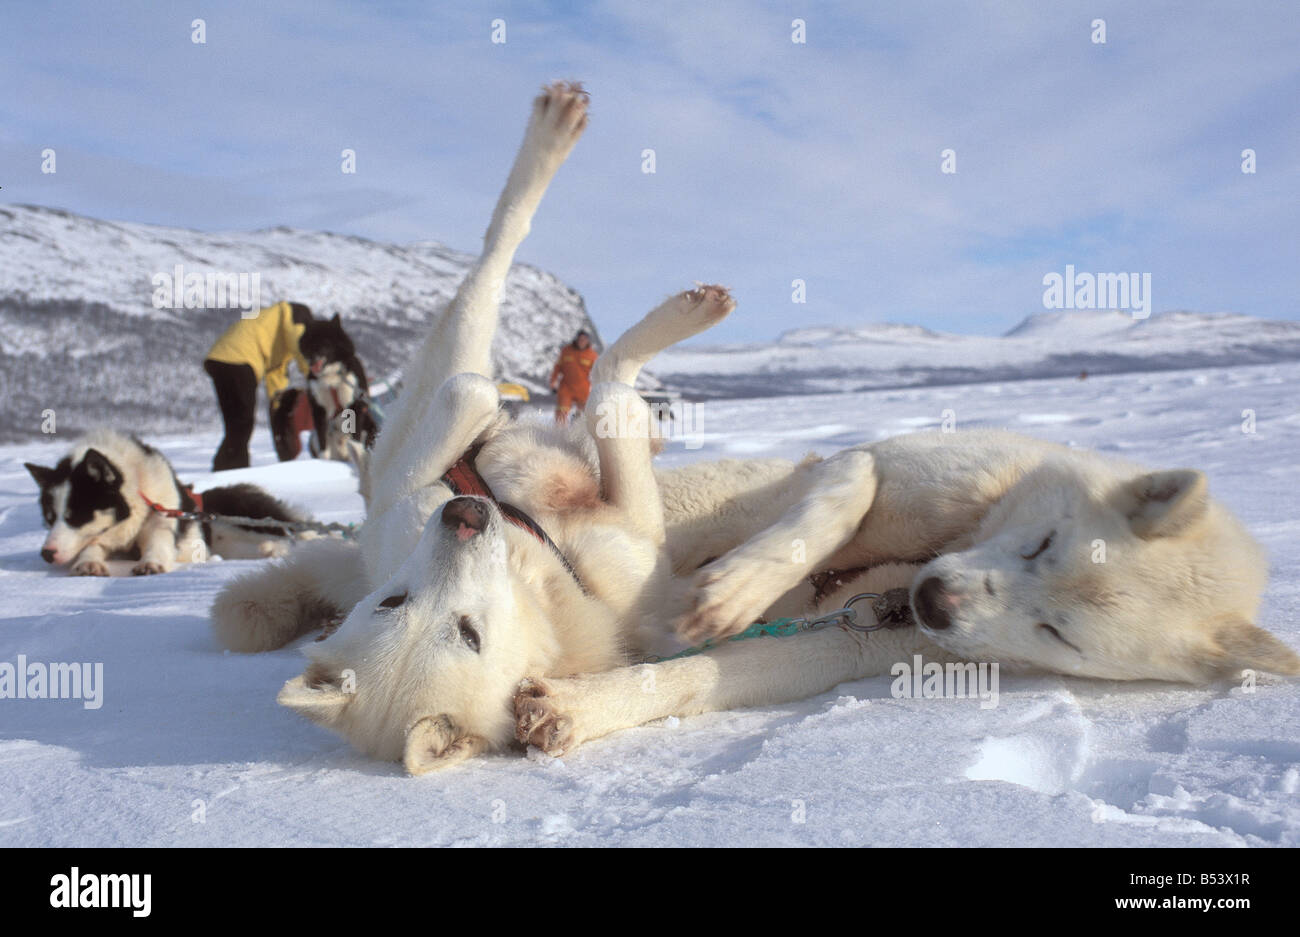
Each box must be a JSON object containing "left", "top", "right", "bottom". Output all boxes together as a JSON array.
[{"left": 210, "top": 537, "right": 368, "bottom": 652}]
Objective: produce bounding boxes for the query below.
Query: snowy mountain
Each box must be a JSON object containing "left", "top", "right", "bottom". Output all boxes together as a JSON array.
[
  {"left": 6, "top": 201, "right": 1299, "bottom": 442},
  {"left": 0, "top": 203, "right": 603, "bottom": 442},
  {"left": 654, "top": 308, "right": 1300, "bottom": 398}
]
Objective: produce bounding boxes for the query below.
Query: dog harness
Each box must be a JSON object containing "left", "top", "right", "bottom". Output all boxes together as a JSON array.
[{"left": 441, "top": 445, "right": 587, "bottom": 593}]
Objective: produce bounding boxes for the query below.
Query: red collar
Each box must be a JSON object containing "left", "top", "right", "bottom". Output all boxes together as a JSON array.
[
  {"left": 440, "top": 446, "right": 586, "bottom": 592},
  {"left": 139, "top": 484, "right": 202, "bottom": 518}
]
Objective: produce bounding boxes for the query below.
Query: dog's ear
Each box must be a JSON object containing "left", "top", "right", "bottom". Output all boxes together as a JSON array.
[
  {"left": 331, "top": 313, "right": 341, "bottom": 325},
  {"left": 277, "top": 672, "right": 352, "bottom": 726},
  {"left": 403, "top": 714, "right": 490, "bottom": 775},
  {"left": 1116, "top": 469, "right": 1208, "bottom": 538},
  {"left": 1208, "top": 617, "right": 1300, "bottom": 678},
  {"left": 24, "top": 462, "right": 55, "bottom": 489},
  {"left": 80, "top": 448, "right": 122, "bottom": 488}
]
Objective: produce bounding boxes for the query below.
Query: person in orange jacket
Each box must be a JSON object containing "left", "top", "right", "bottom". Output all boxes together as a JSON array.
[{"left": 549, "top": 330, "right": 598, "bottom": 423}]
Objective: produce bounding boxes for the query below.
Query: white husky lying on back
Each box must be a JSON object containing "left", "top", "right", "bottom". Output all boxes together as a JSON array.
[{"left": 212, "top": 82, "right": 1298, "bottom": 773}]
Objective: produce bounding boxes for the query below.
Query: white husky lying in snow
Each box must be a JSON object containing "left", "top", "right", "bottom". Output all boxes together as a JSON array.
[{"left": 212, "top": 82, "right": 1299, "bottom": 773}]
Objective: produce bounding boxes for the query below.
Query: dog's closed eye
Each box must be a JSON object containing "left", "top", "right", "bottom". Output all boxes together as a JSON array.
[
  {"left": 1021, "top": 532, "right": 1055, "bottom": 560},
  {"left": 1037, "top": 622, "right": 1082, "bottom": 654},
  {"left": 378, "top": 593, "right": 407, "bottom": 610}
]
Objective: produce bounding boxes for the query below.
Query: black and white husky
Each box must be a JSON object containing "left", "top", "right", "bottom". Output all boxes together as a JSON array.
[
  {"left": 25, "top": 429, "right": 305, "bottom": 576},
  {"left": 270, "top": 316, "right": 379, "bottom": 463}
]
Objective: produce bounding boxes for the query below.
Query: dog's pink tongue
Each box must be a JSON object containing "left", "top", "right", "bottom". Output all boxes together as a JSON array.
[{"left": 456, "top": 524, "right": 478, "bottom": 542}]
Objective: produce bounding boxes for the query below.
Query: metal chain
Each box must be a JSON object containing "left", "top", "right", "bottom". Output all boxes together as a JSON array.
[{"left": 144, "top": 501, "right": 359, "bottom": 540}]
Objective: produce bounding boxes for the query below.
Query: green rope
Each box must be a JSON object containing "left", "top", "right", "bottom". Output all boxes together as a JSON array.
[
  {"left": 643, "top": 617, "right": 808, "bottom": 664},
  {"left": 639, "top": 589, "right": 911, "bottom": 665}
]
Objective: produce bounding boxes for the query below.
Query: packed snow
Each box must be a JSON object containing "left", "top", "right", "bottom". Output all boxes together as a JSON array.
[{"left": 1, "top": 359, "right": 1298, "bottom": 846}]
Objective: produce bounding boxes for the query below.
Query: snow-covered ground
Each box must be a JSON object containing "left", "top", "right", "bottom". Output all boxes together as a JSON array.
[{"left": 2, "top": 360, "right": 1298, "bottom": 846}]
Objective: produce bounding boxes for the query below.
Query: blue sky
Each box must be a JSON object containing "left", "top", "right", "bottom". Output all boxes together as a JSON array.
[{"left": 2, "top": 1, "right": 1297, "bottom": 342}]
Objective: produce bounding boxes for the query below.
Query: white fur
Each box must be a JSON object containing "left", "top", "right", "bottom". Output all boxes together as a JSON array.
[
  {"left": 213, "top": 82, "right": 1297, "bottom": 773},
  {"left": 516, "top": 431, "right": 1299, "bottom": 755}
]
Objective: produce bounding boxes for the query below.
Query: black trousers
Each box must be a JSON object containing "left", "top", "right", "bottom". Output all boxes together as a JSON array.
[{"left": 204, "top": 359, "right": 258, "bottom": 471}]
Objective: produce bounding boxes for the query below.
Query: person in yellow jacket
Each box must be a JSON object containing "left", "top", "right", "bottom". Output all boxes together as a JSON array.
[{"left": 204, "top": 301, "right": 312, "bottom": 470}]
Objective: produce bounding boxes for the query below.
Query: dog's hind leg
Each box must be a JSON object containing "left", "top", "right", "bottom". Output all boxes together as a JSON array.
[
  {"left": 370, "top": 82, "right": 589, "bottom": 485},
  {"left": 211, "top": 537, "right": 369, "bottom": 652},
  {"left": 585, "top": 381, "right": 664, "bottom": 544},
  {"left": 583, "top": 287, "right": 738, "bottom": 543},
  {"left": 675, "top": 447, "right": 879, "bottom": 644},
  {"left": 592, "top": 285, "right": 736, "bottom": 388}
]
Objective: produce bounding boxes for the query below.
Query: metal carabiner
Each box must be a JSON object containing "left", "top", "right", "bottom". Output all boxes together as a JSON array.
[{"left": 840, "top": 592, "right": 888, "bottom": 633}]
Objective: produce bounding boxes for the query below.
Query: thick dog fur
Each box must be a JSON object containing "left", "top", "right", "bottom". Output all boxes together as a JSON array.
[
  {"left": 212, "top": 82, "right": 1298, "bottom": 773},
  {"left": 515, "top": 435, "right": 1300, "bottom": 756},
  {"left": 26, "top": 429, "right": 305, "bottom": 575}
]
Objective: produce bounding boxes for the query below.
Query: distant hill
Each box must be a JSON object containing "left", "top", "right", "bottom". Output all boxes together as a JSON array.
[
  {"left": 651, "top": 309, "right": 1300, "bottom": 398},
  {"left": 0, "top": 203, "right": 605, "bottom": 441}
]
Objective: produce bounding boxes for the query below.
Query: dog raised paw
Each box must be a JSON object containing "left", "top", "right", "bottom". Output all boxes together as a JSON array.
[
  {"left": 645, "top": 285, "right": 736, "bottom": 349},
  {"left": 514, "top": 678, "right": 580, "bottom": 755},
  {"left": 682, "top": 284, "right": 736, "bottom": 325},
  {"left": 675, "top": 554, "right": 785, "bottom": 645},
  {"left": 526, "top": 80, "right": 589, "bottom": 163}
]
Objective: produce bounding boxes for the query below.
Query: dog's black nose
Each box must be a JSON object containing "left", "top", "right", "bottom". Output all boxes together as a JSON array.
[
  {"left": 913, "top": 577, "right": 952, "bottom": 630},
  {"left": 40, "top": 548, "right": 56, "bottom": 564},
  {"left": 440, "top": 497, "right": 488, "bottom": 538}
]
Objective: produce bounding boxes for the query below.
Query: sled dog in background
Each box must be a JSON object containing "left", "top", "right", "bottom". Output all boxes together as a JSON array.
[
  {"left": 271, "top": 315, "right": 378, "bottom": 463},
  {"left": 302, "top": 313, "right": 378, "bottom": 459},
  {"left": 213, "top": 82, "right": 1298, "bottom": 774},
  {"left": 27, "top": 429, "right": 305, "bottom": 576}
]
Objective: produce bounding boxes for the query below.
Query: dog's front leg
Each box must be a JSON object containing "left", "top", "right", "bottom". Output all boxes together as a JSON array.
[
  {"left": 585, "top": 382, "right": 664, "bottom": 543},
  {"left": 363, "top": 373, "right": 502, "bottom": 532},
  {"left": 373, "top": 82, "right": 589, "bottom": 466},
  {"left": 132, "top": 514, "right": 179, "bottom": 575},
  {"left": 676, "top": 448, "right": 879, "bottom": 643},
  {"left": 70, "top": 542, "right": 111, "bottom": 577},
  {"left": 516, "top": 625, "right": 891, "bottom": 756}
]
